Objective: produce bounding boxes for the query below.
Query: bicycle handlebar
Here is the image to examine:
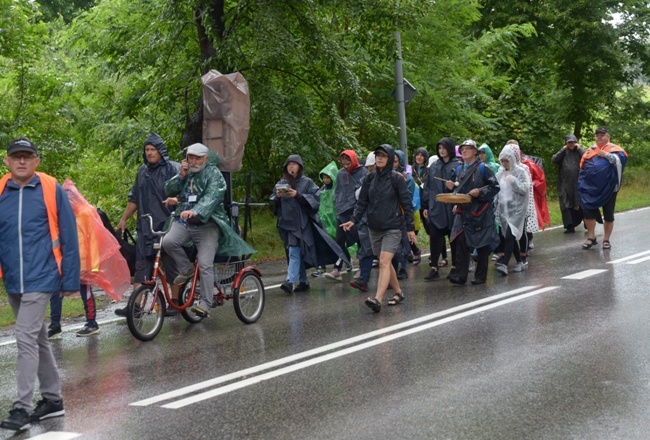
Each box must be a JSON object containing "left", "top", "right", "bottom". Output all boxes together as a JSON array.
[{"left": 141, "top": 214, "right": 173, "bottom": 237}]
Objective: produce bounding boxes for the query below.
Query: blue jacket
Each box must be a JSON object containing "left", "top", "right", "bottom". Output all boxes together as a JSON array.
[{"left": 0, "top": 175, "right": 80, "bottom": 294}]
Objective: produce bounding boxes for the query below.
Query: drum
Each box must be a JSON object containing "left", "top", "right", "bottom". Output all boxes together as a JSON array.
[{"left": 436, "top": 193, "right": 472, "bottom": 204}]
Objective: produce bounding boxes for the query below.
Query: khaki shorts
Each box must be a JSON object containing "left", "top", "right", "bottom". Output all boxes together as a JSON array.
[{"left": 369, "top": 229, "right": 401, "bottom": 256}]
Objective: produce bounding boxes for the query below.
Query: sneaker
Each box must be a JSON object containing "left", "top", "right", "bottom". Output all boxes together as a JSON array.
[
  {"left": 280, "top": 281, "right": 294, "bottom": 293},
  {"left": 372, "top": 259, "right": 379, "bottom": 268},
  {"left": 324, "top": 269, "right": 342, "bottom": 281},
  {"left": 29, "top": 398, "right": 64, "bottom": 422},
  {"left": 343, "top": 264, "right": 354, "bottom": 273},
  {"left": 528, "top": 240, "right": 534, "bottom": 250},
  {"left": 1, "top": 408, "right": 31, "bottom": 431},
  {"left": 350, "top": 278, "right": 369, "bottom": 292},
  {"left": 397, "top": 268, "right": 408, "bottom": 280},
  {"left": 512, "top": 262, "right": 527, "bottom": 272},
  {"left": 114, "top": 307, "right": 127, "bottom": 317},
  {"left": 491, "top": 254, "right": 500, "bottom": 261},
  {"left": 495, "top": 263, "right": 508, "bottom": 276},
  {"left": 468, "top": 260, "right": 475, "bottom": 272},
  {"left": 76, "top": 323, "right": 100, "bottom": 337},
  {"left": 311, "top": 269, "right": 325, "bottom": 278},
  {"left": 173, "top": 268, "right": 195, "bottom": 285},
  {"left": 412, "top": 250, "right": 422, "bottom": 266},
  {"left": 47, "top": 325, "right": 62, "bottom": 339},
  {"left": 424, "top": 269, "right": 440, "bottom": 281},
  {"left": 293, "top": 282, "right": 310, "bottom": 292},
  {"left": 190, "top": 303, "right": 210, "bottom": 317}
]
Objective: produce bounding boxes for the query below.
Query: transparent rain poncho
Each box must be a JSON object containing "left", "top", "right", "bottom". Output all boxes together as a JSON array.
[{"left": 495, "top": 145, "right": 531, "bottom": 240}]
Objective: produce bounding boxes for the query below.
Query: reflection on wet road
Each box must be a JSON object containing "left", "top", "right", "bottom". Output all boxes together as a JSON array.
[{"left": 1, "top": 208, "right": 650, "bottom": 439}]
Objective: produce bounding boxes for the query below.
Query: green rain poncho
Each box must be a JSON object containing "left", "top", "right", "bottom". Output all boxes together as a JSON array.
[
  {"left": 479, "top": 143, "right": 500, "bottom": 175},
  {"left": 318, "top": 161, "right": 338, "bottom": 238}
]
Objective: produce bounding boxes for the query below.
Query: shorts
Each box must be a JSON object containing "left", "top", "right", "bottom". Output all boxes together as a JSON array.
[
  {"left": 583, "top": 192, "right": 617, "bottom": 223},
  {"left": 369, "top": 229, "right": 402, "bottom": 256}
]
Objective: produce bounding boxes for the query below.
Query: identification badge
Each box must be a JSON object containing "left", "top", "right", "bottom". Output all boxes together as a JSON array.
[{"left": 188, "top": 195, "right": 198, "bottom": 203}]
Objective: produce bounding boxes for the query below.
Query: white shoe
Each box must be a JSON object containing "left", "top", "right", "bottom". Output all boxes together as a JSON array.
[
  {"left": 512, "top": 262, "right": 526, "bottom": 272},
  {"left": 496, "top": 263, "right": 508, "bottom": 276},
  {"left": 324, "top": 269, "right": 342, "bottom": 281}
]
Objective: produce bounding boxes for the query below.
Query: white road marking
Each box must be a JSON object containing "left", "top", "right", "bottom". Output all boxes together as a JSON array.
[
  {"left": 28, "top": 432, "right": 81, "bottom": 440},
  {"left": 131, "top": 285, "right": 542, "bottom": 406},
  {"left": 607, "top": 250, "right": 650, "bottom": 264},
  {"left": 161, "top": 286, "right": 560, "bottom": 408},
  {"left": 562, "top": 269, "right": 609, "bottom": 280},
  {"left": 626, "top": 255, "right": 650, "bottom": 265}
]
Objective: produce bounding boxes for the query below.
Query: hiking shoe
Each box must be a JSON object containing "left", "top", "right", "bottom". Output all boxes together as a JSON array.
[
  {"left": 173, "top": 268, "right": 195, "bottom": 285},
  {"left": 280, "top": 281, "right": 294, "bottom": 293},
  {"left": 1, "top": 408, "right": 31, "bottom": 431},
  {"left": 293, "top": 282, "right": 310, "bottom": 292},
  {"left": 47, "top": 325, "right": 62, "bottom": 339},
  {"left": 29, "top": 398, "right": 64, "bottom": 422},
  {"left": 350, "top": 278, "right": 369, "bottom": 292},
  {"left": 114, "top": 307, "right": 127, "bottom": 317},
  {"left": 76, "top": 323, "right": 100, "bottom": 337},
  {"left": 311, "top": 269, "right": 325, "bottom": 278},
  {"left": 424, "top": 269, "right": 440, "bottom": 281},
  {"left": 412, "top": 250, "right": 422, "bottom": 265},
  {"left": 397, "top": 268, "right": 408, "bottom": 280},
  {"left": 512, "top": 262, "right": 527, "bottom": 272},
  {"left": 496, "top": 263, "right": 508, "bottom": 276},
  {"left": 324, "top": 269, "right": 342, "bottom": 281},
  {"left": 190, "top": 303, "right": 210, "bottom": 318}
]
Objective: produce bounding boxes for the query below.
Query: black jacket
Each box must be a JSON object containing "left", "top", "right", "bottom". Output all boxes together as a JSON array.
[{"left": 352, "top": 144, "right": 415, "bottom": 232}]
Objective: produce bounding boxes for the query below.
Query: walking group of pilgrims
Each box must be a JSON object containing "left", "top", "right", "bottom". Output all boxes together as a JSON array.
[{"left": 273, "top": 126, "right": 627, "bottom": 313}]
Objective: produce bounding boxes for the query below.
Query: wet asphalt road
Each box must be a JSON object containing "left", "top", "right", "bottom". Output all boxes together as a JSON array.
[{"left": 1, "top": 207, "right": 650, "bottom": 439}]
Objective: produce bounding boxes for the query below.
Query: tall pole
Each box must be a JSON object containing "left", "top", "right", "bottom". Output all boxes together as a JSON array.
[{"left": 394, "top": 31, "right": 408, "bottom": 157}]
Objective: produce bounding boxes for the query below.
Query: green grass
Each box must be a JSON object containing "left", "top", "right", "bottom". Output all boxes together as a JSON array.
[{"left": 0, "top": 291, "right": 113, "bottom": 327}]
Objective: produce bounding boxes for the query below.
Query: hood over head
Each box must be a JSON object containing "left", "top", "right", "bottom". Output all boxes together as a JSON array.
[
  {"left": 394, "top": 149, "right": 407, "bottom": 172},
  {"left": 319, "top": 161, "right": 338, "bottom": 185},
  {"left": 478, "top": 143, "right": 497, "bottom": 163},
  {"left": 499, "top": 144, "right": 518, "bottom": 169},
  {"left": 373, "top": 144, "right": 396, "bottom": 175},
  {"left": 436, "top": 137, "right": 456, "bottom": 160},
  {"left": 413, "top": 147, "right": 429, "bottom": 166},
  {"left": 283, "top": 154, "right": 304, "bottom": 171},
  {"left": 339, "top": 149, "right": 361, "bottom": 172},
  {"left": 143, "top": 133, "right": 169, "bottom": 165}
]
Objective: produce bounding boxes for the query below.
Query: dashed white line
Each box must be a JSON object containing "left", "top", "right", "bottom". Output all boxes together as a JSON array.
[
  {"left": 562, "top": 269, "right": 609, "bottom": 280},
  {"left": 607, "top": 250, "right": 650, "bottom": 264},
  {"left": 28, "top": 432, "right": 81, "bottom": 440}
]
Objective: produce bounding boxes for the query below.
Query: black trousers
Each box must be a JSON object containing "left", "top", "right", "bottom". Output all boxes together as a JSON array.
[{"left": 454, "top": 231, "right": 491, "bottom": 283}]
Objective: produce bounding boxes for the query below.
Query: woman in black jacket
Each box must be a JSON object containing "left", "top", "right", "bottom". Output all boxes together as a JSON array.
[{"left": 341, "top": 144, "right": 416, "bottom": 313}]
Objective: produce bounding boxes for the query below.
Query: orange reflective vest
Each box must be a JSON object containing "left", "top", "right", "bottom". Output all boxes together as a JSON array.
[{"left": 0, "top": 172, "right": 63, "bottom": 278}]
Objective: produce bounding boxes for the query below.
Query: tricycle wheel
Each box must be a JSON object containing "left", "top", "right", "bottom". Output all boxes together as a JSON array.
[{"left": 233, "top": 271, "right": 265, "bottom": 324}]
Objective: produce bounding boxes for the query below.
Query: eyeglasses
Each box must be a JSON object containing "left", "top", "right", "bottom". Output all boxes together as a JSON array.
[{"left": 7, "top": 154, "right": 38, "bottom": 162}]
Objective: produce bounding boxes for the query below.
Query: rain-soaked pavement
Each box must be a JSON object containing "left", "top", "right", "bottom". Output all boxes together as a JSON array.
[{"left": 1, "top": 207, "right": 650, "bottom": 439}]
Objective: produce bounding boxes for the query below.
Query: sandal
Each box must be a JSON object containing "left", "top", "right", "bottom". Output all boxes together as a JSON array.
[
  {"left": 364, "top": 297, "right": 381, "bottom": 313},
  {"left": 438, "top": 258, "right": 448, "bottom": 268},
  {"left": 602, "top": 240, "right": 611, "bottom": 250},
  {"left": 387, "top": 292, "right": 405, "bottom": 306},
  {"left": 582, "top": 237, "right": 598, "bottom": 250}
]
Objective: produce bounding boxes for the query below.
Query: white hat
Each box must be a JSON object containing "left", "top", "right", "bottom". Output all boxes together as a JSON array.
[
  {"left": 428, "top": 155, "right": 439, "bottom": 167},
  {"left": 186, "top": 143, "right": 209, "bottom": 156},
  {"left": 365, "top": 152, "right": 376, "bottom": 167}
]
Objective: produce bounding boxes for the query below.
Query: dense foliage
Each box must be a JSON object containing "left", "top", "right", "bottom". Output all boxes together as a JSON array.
[{"left": 1, "top": 0, "right": 649, "bottom": 222}]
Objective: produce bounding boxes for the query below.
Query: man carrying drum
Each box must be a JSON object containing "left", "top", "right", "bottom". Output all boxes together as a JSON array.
[{"left": 446, "top": 139, "right": 500, "bottom": 286}]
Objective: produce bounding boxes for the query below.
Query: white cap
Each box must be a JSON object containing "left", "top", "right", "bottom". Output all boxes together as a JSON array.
[
  {"left": 187, "top": 143, "right": 209, "bottom": 156},
  {"left": 428, "top": 155, "right": 439, "bottom": 167},
  {"left": 365, "top": 152, "right": 376, "bottom": 167}
]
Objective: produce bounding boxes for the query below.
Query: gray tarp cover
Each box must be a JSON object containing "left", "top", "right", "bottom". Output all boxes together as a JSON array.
[{"left": 201, "top": 70, "right": 250, "bottom": 172}]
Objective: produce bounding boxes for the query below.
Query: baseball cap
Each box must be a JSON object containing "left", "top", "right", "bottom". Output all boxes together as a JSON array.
[
  {"left": 565, "top": 134, "right": 578, "bottom": 143},
  {"left": 186, "top": 143, "right": 209, "bottom": 156},
  {"left": 595, "top": 126, "right": 609, "bottom": 134},
  {"left": 365, "top": 152, "right": 376, "bottom": 166},
  {"left": 7, "top": 138, "right": 38, "bottom": 156}
]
